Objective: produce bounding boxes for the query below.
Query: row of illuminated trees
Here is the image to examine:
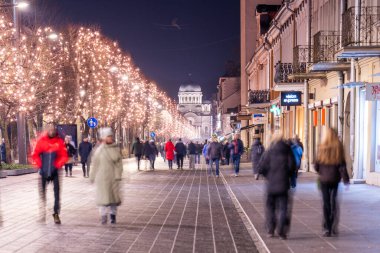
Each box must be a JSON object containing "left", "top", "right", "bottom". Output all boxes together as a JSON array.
[{"left": 0, "top": 15, "right": 196, "bottom": 162}]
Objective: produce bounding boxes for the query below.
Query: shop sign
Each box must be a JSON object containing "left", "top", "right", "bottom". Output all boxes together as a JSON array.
[
  {"left": 280, "top": 91, "right": 302, "bottom": 106},
  {"left": 314, "top": 100, "right": 323, "bottom": 108},
  {"left": 323, "top": 98, "right": 331, "bottom": 107},
  {"left": 252, "top": 113, "right": 267, "bottom": 124},
  {"left": 366, "top": 83, "right": 380, "bottom": 101},
  {"left": 270, "top": 105, "right": 281, "bottom": 117}
]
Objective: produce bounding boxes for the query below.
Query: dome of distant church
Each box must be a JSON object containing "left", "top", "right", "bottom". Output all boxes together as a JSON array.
[{"left": 179, "top": 84, "right": 202, "bottom": 92}]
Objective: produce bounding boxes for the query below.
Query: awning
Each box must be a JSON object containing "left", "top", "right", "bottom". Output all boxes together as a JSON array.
[
  {"left": 288, "top": 72, "right": 326, "bottom": 80},
  {"left": 337, "top": 46, "right": 380, "bottom": 58},
  {"left": 310, "top": 62, "right": 350, "bottom": 72},
  {"left": 331, "top": 81, "right": 366, "bottom": 89},
  {"left": 273, "top": 83, "right": 304, "bottom": 91}
]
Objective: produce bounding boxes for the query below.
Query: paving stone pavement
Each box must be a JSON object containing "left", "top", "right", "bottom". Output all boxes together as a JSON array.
[
  {"left": 221, "top": 163, "right": 380, "bottom": 253},
  {"left": 0, "top": 158, "right": 258, "bottom": 253}
]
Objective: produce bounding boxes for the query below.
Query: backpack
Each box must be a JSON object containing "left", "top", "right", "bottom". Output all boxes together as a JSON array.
[{"left": 291, "top": 144, "right": 303, "bottom": 169}]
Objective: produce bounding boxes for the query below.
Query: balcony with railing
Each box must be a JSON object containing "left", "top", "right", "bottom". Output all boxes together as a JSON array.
[
  {"left": 342, "top": 6, "right": 380, "bottom": 47},
  {"left": 313, "top": 31, "right": 341, "bottom": 62},
  {"left": 248, "top": 89, "right": 270, "bottom": 106}
]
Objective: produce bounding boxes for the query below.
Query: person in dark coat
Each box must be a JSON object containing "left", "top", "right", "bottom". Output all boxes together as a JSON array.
[
  {"left": 0, "top": 138, "right": 6, "bottom": 163},
  {"left": 315, "top": 128, "right": 349, "bottom": 237},
  {"left": 132, "top": 137, "right": 143, "bottom": 170},
  {"left": 187, "top": 141, "right": 197, "bottom": 170},
  {"left": 207, "top": 135, "right": 224, "bottom": 177},
  {"left": 259, "top": 135, "right": 296, "bottom": 240},
  {"left": 195, "top": 142, "right": 203, "bottom": 164},
  {"left": 79, "top": 137, "right": 93, "bottom": 177},
  {"left": 64, "top": 136, "right": 76, "bottom": 177},
  {"left": 143, "top": 140, "right": 158, "bottom": 170},
  {"left": 175, "top": 138, "right": 187, "bottom": 169},
  {"left": 230, "top": 134, "right": 244, "bottom": 177},
  {"left": 251, "top": 137, "right": 264, "bottom": 178},
  {"left": 223, "top": 141, "right": 231, "bottom": 165}
]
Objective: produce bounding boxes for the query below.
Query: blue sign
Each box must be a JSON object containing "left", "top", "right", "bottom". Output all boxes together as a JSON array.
[
  {"left": 87, "top": 117, "right": 98, "bottom": 129},
  {"left": 150, "top": 132, "right": 156, "bottom": 138},
  {"left": 281, "top": 91, "right": 302, "bottom": 106}
]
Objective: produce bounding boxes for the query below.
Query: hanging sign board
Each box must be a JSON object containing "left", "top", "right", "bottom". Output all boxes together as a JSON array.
[
  {"left": 366, "top": 83, "right": 380, "bottom": 101},
  {"left": 252, "top": 113, "right": 267, "bottom": 124},
  {"left": 280, "top": 91, "right": 302, "bottom": 106}
]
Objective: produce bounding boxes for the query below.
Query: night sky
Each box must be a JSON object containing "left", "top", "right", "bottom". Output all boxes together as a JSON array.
[{"left": 43, "top": 0, "right": 240, "bottom": 99}]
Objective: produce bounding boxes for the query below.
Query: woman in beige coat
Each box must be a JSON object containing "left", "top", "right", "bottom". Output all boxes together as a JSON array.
[{"left": 90, "top": 127, "right": 123, "bottom": 224}]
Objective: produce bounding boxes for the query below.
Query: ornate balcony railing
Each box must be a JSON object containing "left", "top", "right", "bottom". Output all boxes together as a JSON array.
[
  {"left": 293, "top": 45, "right": 313, "bottom": 66},
  {"left": 248, "top": 89, "right": 270, "bottom": 104},
  {"left": 274, "top": 62, "right": 307, "bottom": 83},
  {"left": 342, "top": 6, "right": 380, "bottom": 47},
  {"left": 313, "top": 31, "right": 341, "bottom": 62}
]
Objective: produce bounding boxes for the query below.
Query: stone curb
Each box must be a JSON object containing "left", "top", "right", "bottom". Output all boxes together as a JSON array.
[{"left": 4, "top": 168, "right": 37, "bottom": 176}]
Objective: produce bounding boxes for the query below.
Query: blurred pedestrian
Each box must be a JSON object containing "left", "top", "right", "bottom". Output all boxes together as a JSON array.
[
  {"left": 290, "top": 137, "right": 303, "bottom": 188},
  {"left": 64, "top": 136, "right": 76, "bottom": 177},
  {"left": 258, "top": 134, "right": 296, "bottom": 240},
  {"left": 223, "top": 141, "right": 231, "bottom": 166},
  {"left": 159, "top": 142, "right": 166, "bottom": 162},
  {"left": 315, "top": 128, "right": 349, "bottom": 237},
  {"left": 175, "top": 138, "right": 187, "bottom": 170},
  {"left": 90, "top": 127, "right": 123, "bottom": 224},
  {"left": 0, "top": 138, "right": 6, "bottom": 164},
  {"left": 165, "top": 139, "right": 175, "bottom": 169},
  {"left": 207, "top": 135, "right": 224, "bottom": 177},
  {"left": 132, "top": 137, "right": 143, "bottom": 171},
  {"left": 143, "top": 139, "right": 158, "bottom": 170},
  {"left": 32, "top": 123, "right": 68, "bottom": 224},
  {"left": 230, "top": 133, "right": 244, "bottom": 177},
  {"left": 202, "top": 140, "right": 210, "bottom": 167},
  {"left": 79, "top": 136, "right": 92, "bottom": 177},
  {"left": 188, "top": 140, "right": 196, "bottom": 170},
  {"left": 195, "top": 141, "right": 202, "bottom": 165},
  {"left": 251, "top": 136, "right": 264, "bottom": 178}
]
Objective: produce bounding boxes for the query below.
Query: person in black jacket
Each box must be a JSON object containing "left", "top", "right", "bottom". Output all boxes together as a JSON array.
[
  {"left": 315, "top": 128, "right": 349, "bottom": 237},
  {"left": 207, "top": 136, "right": 224, "bottom": 177},
  {"left": 143, "top": 140, "right": 158, "bottom": 170},
  {"left": 175, "top": 138, "right": 187, "bottom": 170},
  {"left": 64, "top": 136, "right": 76, "bottom": 177},
  {"left": 187, "top": 141, "right": 197, "bottom": 170},
  {"left": 223, "top": 141, "right": 231, "bottom": 166},
  {"left": 259, "top": 135, "right": 296, "bottom": 240},
  {"left": 251, "top": 137, "right": 264, "bottom": 178},
  {"left": 132, "top": 137, "right": 143, "bottom": 171},
  {"left": 195, "top": 141, "right": 203, "bottom": 164},
  {"left": 79, "top": 137, "right": 92, "bottom": 177}
]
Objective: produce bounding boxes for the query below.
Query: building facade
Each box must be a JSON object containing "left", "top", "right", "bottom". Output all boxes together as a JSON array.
[
  {"left": 240, "top": 0, "right": 380, "bottom": 186},
  {"left": 216, "top": 77, "right": 241, "bottom": 136},
  {"left": 177, "top": 84, "right": 213, "bottom": 140}
]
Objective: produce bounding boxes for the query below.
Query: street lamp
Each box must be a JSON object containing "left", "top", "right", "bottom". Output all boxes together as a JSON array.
[{"left": 47, "top": 33, "right": 59, "bottom": 41}]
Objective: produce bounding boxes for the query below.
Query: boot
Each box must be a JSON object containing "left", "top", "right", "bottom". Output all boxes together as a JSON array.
[
  {"left": 101, "top": 215, "right": 107, "bottom": 225},
  {"left": 110, "top": 214, "right": 116, "bottom": 224},
  {"left": 53, "top": 213, "right": 61, "bottom": 224}
]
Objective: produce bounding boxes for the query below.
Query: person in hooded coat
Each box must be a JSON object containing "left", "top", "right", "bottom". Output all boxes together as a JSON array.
[
  {"left": 251, "top": 137, "right": 265, "bottom": 177},
  {"left": 90, "top": 128, "right": 123, "bottom": 224},
  {"left": 165, "top": 139, "right": 175, "bottom": 169}
]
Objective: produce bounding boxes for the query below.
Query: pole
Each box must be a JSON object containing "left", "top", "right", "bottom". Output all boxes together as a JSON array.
[{"left": 337, "top": 72, "right": 344, "bottom": 140}]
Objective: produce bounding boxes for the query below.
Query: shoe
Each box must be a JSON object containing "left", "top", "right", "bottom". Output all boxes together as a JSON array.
[
  {"left": 234, "top": 174, "right": 238, "bottom": 177},
  {"left": 110, "top": 214, "right": 116, "bottom": 224},
  {"left": 53, "top": 213, "right": 61, "bottom": 224},
  {"left": 101, "top": 215, "right": 107, "bottom": 225},
  {"left": 216, "top": 175, "right": 219, "bottom": 178},
  {"left": 279, "top": 234, "right": 287, "bottom": 240},
  {"left": 266, "top": 233, "right": 274, "bottom": 238},
  {"left": 323, "top": 231, "right": 331, "bottom": 237}
]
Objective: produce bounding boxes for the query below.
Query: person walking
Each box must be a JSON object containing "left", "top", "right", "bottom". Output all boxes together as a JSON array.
[
  {"left": 207, "top": 135, "right": 224, "bottom": 177},
  {"left": 159, "top": 142, "right": 166, "bottom": 162},
  {"left": 223, "top": 141, "right": 231, "bottom": 166},
  {"left": 165, "top": 139, "right": 175, "bottom": 169},
  {"left": 188, "top": 140, "right": 196, "bottom": 170},
  {"left": 143, "top": 140, "right": 158, "bottom": 170},
  {"left": 315, "top": 128, "right": 349, "bottom": 237},
  {"left": 0, "top": 138, "right": 6, "bottom": 164},
  {"left": 32, "top": 123, "right": 68, "bottom": 224},
  {"left": 290, "top": 137, "right": 303, "bottom": 188},
  {"left": 195, "top": 141, "right": 203, "bottom": 165},
  {"left": 64, "top": 136, "right": 76, "bottom": 177},
  {"left": 258, "top": 135, "right": 296, "bottom": 240},
  {"left": 90, "top": 128, "right": 123, "bottom": 225},
  {"left": 79, "top": 137, "right": 92, "bottom": 177},
  {"left": 175, "top": 138, "right": 187, "bottom": 170},
  {"left": 202, "top": 140, "right": 210, "bottom": 168},
  {"left": 230, "top": 133, "right": 244, "bottom": 177},
  {"left": 251, "top": 137, "right": 264, "bottom": 179},
  {"left": 132, "top": 137, "right": 143, "bottom": 171}
]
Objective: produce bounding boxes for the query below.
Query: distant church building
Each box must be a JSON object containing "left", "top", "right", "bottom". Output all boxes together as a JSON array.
[{"left": 177, "top": 84, "right": 213, "bottom": 140}]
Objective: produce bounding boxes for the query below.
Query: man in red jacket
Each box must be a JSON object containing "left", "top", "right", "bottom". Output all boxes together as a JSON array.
[{"left": 32, "top": 123, "right": 68, "bottom": 224}]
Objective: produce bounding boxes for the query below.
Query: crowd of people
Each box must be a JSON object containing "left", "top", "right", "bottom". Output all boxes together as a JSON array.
[{"left": 30, "top": 123, "right": 350, "bottom": 241}]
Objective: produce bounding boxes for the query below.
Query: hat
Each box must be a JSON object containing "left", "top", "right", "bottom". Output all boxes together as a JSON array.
[{"left": 99, "top": 127, "right": 113, "bottom": 139}]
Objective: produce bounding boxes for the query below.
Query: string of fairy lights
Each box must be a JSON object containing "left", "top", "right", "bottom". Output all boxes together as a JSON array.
[{"left": 0, "top": 15, "right": 196, "bottom": 139}]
